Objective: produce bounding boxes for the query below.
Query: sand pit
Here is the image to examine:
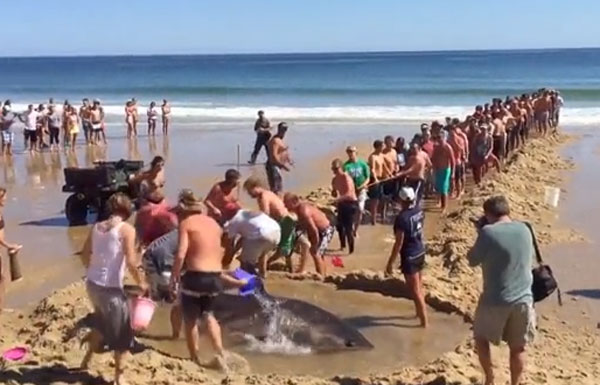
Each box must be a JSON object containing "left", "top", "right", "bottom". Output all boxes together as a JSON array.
[{"left": 2, "top": 134, "right": 600, "bottom": 385}]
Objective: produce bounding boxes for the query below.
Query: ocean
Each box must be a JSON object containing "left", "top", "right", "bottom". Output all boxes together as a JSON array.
[{"left": 1, "top": 48, "right": 599, "bottom": 126}]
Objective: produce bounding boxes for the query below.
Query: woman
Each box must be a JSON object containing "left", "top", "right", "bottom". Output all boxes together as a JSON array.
[
  {"left": 0, "top": 188, "right": 22, "bottom": 311},
  {"left": 385, "top": 186, "right": 428, "bottom": 328},
  {"left": 68, "top": 105, "right": 80, "bottom": 149},
  {"left": 161, "top": 99, "right": 171, "bottom": 135},
  {"left": 147, "top": 101, "right": 158, "bottom": 136},
  {"left": 80, "top": 193, "right": 146, "bottom": 385},
  {"left": 125, "top": 101, "right": 135, "bottom": 138},
  {"left": 62, "top": 100, "right": 70, "bottom": 147}
]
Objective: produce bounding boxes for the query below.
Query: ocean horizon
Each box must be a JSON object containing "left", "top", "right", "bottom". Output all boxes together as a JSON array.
[{"left": 2, "top": 47, "right": 599, "bottom": 126}]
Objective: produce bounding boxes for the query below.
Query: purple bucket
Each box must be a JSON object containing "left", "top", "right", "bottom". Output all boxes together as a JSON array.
[{"left": 232, "top": 268, "right": 258, "bottom": 296}]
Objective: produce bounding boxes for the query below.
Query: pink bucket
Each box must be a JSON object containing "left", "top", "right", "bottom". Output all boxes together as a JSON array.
[
  {"left": 130, "top": 297, "right": 156, "bottom": 331},
  {"left": 2, "top": 346, "right": 27, "bottom": 361}
]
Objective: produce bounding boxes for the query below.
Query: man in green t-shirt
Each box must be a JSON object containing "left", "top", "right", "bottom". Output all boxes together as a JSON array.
[{"left": 343, "top": 146, "right": 370, "bottom": 235}]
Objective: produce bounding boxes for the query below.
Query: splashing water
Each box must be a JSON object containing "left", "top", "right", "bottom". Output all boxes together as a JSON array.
[{"left": 243, "top": 291, "right": 312, "bottom": 355}]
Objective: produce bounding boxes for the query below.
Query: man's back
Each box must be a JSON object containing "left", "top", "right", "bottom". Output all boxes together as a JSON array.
[
  {"left": 259, "top": 190, "right": 289, "bottom": 220},
  {"left": 468, "top": 221, "right": 533, "bottom": 306},
  {"left": 181, "top": 214, "right": 223, "bottom": 272}
]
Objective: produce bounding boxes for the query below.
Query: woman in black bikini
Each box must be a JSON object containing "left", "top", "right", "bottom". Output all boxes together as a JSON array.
[{"left": 0, "top": 187, "right": 23, "bottom": 311}]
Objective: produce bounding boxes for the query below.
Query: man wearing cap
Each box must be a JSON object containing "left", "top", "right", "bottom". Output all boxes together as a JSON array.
[
  {"left": 385, "top": 186, "right": 428, "bottom": 328},
  {"left": 343, "top": 146, "right": 370, "bottom": 235},
  {"left": 266, "top": 122, "right": 292, "bottom": 195},
  {"left": 249, "top": 110, "right": 271, "bottom": 164}
]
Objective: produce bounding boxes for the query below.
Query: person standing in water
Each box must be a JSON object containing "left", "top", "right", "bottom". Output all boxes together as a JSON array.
[
  {"left": 147, "top": 101, "right": 159, "bottom": 136},
  {"left": 18, "top": 104, "right": 39, "bottom": 152},
  {"left": 79, "top": 98, "right": 92, "bottom": 145},
  {"left": 79, "top": 193, "right": 146, "bottom": 385},
  {"left": 0, "top": 188, "right": 23, "bottom": 312},
  {"left": 266, "top": 122, "right": 292, "bottom": 195},
  {"left": 90, "top": 100, "right": 106, "bottom": 145},
  {"left": 1, "top": 108, "right": 17, "bottom": 156},
  {"left": 161, "top": 99, "right": 171, "bottom": 135},
  {"left": 125, "top": 100, "right": 135, "bottom": 138},
  {"left": 331, "top": 159, "right": 358, "bottom": 254},
  {"left": 131, "top": 98, "right": 139, "bottom": 135},
  {"left": 67, "top": 105, "right": 80, "bottom": 149},
  {"left": 169, "top": 189, "right": 247, "bottom": 372},
  {"left": 249, "top": 110, "right": 271, "bottom": 164},
  {"left": 385, "top": 187, "right": 428, "bottom": 328}
]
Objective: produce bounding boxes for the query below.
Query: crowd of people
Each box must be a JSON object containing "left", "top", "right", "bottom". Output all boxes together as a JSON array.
[
  {"left": 0, "top": 98, "right": 172, "bottom": 155},
  {"left": 0, "top": 88, "right": 563, "bottom": 384}
]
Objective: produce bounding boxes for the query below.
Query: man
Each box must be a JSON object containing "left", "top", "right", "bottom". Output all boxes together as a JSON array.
[
  {"left": 343, "top": 146, "right": 370, "bottom": 235},
  {"left": 467, "top": 196, "right": 535, "bottom": 385},
  {"left": 367, "top": 140, "right": 391, "bottom": 225},
  {"left": 283, "top": 193, "right": 333, "bottom": 276},
  {"left": 204, "top": 169, "right": 242, "bottom": 225},
  {"left": 552, "top": 91, "right": 564, "bottom": 130},
  {"left": 431, "top": 134, "right": 455, "bottom": 213},
  {"left": 169, "top": 189, "right": 246, "bottom": 371},
  {"left": 223, "top": 209, "right": 281, "bottom": 277},
  {"left": 161, "top": 99, "right": 171, "bottom": 135},
  {"left": 448, "top": 126, "right": 466, "bottom": 198},
  {"left": 331, "top": 159, "right": 358, "bottom": 254},
  {"left": 395, "top": 143, "right": 431, "bottom": 207},
  {"left": 265, "top": 122, "right": 292, "bottom": 195},
  {"left": 385, "top": 187, "right": 427, "bottom": 328},
  {"left": 249, "top": 110, "right": 271, "bottom": 164},
  {"left": 18, "top": 104, "right": 38, "bottom": 152},
  {"left": 47, "top": 105, "right": 61, "bottom": 151},
  {"left": 243, "top": 176, "right": 309, "bottom": 273},
  {"left": 90, "top": 100, "right": 106, "bottom": 145},
  {"left": 382, "top": 135, "right": 399, "bottom": 203},
  {"left": 491, "top": 111, "right": 507, "bottom": 164},
  {"left": 79, "top": 98, "right": 92, "bottom": 145},
  {"left": 533, "top": 91, "right": 551, "bottom": 135},
  {"left": 1, "top": 108, "right": 17, "bottom": 155}
]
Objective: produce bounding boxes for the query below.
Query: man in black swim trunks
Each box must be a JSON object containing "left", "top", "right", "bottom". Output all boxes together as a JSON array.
[
  {"left": 385, "top": 187, "right": 428, "bottom": 328},
  {"left": 169, "top": 190, "right": 247, "bottom": 371},
  {"left": 266, "top": 122, "right": 292, "bottom": 195},
  {"left": 249, "top": 110, "right": 272, "bottom": 164}
]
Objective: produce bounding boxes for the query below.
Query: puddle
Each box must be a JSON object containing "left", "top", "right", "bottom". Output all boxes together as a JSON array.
[{"left": 141, "top": 277, "right": 468, "bottom": 377}]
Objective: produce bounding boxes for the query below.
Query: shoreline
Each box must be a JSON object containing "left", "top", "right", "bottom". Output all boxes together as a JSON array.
[{"left": 2, "top": 132, "right": 599, "bottom": 384}]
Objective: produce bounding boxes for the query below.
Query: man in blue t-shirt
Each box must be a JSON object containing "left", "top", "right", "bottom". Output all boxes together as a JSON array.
[{"left": 385, "top": 186, "right": 428, "bottom": 328}]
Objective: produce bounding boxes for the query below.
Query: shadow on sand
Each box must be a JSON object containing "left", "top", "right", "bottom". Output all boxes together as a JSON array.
[
  {"left": 0, "top": 363, "right": 109, "bottom": 385},
  {"left": 20, "top": 216, "right": 70, "bottom": 228},
  {"left": 343, "top": 315, "right": 422, "bottom": 329},
  {"left": 567, "top": 289, "right": 600, "bottom": 300}
]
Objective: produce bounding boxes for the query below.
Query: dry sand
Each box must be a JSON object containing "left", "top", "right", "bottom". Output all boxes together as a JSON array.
[{"left": 1, "top": 134, "right": 599, "bottom": 385}]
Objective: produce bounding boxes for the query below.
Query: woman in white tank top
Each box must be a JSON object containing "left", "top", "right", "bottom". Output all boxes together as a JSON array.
[{"left": 80, "top": 193, "right": 146, "bottom": 385}]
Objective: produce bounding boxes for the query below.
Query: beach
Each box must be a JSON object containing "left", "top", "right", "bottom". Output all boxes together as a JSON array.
[{"left": 1, "top": 126, "right": 600, "bottom": 384}]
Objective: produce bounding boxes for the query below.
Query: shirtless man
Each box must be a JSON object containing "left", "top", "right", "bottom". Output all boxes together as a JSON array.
[
  {"left": 382, "top": 135, "right": 399, "bottom": 202},
  {"left": 367, "top": 140, "right": 392, "bottom": 225},
  {"left": 204, "top": 169, "right": 241, "bottom": 225},
  {"left": 284, "top": 193, "right": 333, "bottom": 276},
  {"left": 431, "top": 134, "right": 455, "bottom": 213},
  {"left": 161, "top": 99, "right": 171, "bottom": 135},
  {"left": 508, "top": 100, "right": 525, "bottom": 151},
  {"left": 331, "top": 159, "right": 358, "bottom": 254},
  {"left": 491, "top": 112, "right": 507, "bottom": 164},
  {"left": 79, "top": 98, "right": 92, "bottom": 144},
  {"left": 396, "top": 143, "right": 431, "bottom": 206},
  {"left": 243, "top": 176, "right": 309, "bottom": 273},
  {"left": 265, "top": 122, "right": 292, "bottom": 195},
  {"left": 534, "top": 91, "right": 551, "bottom": 135},
  {"left": 169, "top": 189, "right": 246, "bottom": 372},
  {"left": 90, "top": 100, "right": 106, "bottom": 145},
  {"left": 448, "top": 126, "right": 466, "bottom": 198}
]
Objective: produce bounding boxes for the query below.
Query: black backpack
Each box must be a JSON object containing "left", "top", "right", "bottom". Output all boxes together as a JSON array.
[{"left": 524, "top": 222, "right": 562, "bottom": 305}]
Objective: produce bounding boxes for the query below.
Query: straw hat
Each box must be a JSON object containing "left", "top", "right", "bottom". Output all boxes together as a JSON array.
[{"left": 176, "top": 189, "right": 204, "bottom": 213}]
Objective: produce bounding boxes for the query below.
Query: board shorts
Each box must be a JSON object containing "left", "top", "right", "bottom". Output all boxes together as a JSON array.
[
  {"left": 180, "top": 271, "right": 223, "bottom": 321},
  {"left": 316, "top": 226, "right": 335, "bottom": 256},
  {"left": 535, "top": 111, "right": 549, "bottom": 124},
  {"left": 473, "top": 301, "right": 536, "bottom": 347},
  {"left": 493, "top": 135, "right": 506, "bottom": 159},
  {"left": 367, "top": 182, "right": 383, "bottom": 200},
  {"left": 434, "top": 167, "right": 452, "bottom": 196},
  {"left": 382, "top": 179, "right": 398, "bottom": 199},
  {"left": 92, "top": 122, "right": 103, "bottom": 132},
  {"left": 404, "top": 178, "right": 425, "bottom": 205},
  {"left": 454, "top": 163, "right": 465, "bottom": 182},
  {"left": 265, "top": 161, "right": 283, "bottom": 194},
  {"left": 2, "top": 130, "right": 14, "bottom": 145},
  {"left": 400, "top": 252, "right": 425, "bottom": 275},
  {"left": 24, "top": 130, "right": 37, "bottom": 143},
  {"left": 357, "top": 189, "right": 368, "bottom": 211},
  {"left": 278, "top": 216, "right": 298, "bottom": 256}
]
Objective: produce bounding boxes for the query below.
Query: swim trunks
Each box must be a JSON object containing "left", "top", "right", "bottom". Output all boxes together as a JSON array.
[
  {"left": 265, "top": 161, "right": 283, "bottom": 194},
  {"left": 278, "top": 216, "right": 297, "bottom": 257},
  {"left": 434, "top": 167, "right": 451, "bottom": 196},
  {"left": 493, "top": 135, "right": 506, "bottom": 159},
  {"left": 367, "top": 182, "right": 384, "bottom": 200},
  {"left": 454, "top": 163, "right": 465, "bottom": 182},
  {"left": 180, "top": 271, "right": 222, "bottom": 321},
  {"left": 382, "top": 179, "right": 398, "bottom": 199},
  {"left": 404, "top": 178, "right": 425, "bottom": 205},
  {"left": 2, "top": 130, "right": 14, "bottom": 145},
  {"left": 316, "top": 226, "right": 335, "bottom": 257},
  {"left": 24, "top": 130, "right": 37, "bottom": 143},
  {"left": 357, "top": 189, "right": 368, "bottom": 211},
  {"left": 400, "top": 253, "right": 425, "bottom": 275}
]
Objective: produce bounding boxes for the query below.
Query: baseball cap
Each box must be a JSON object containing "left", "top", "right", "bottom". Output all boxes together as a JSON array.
[
  {"left": 398, "top": 186, "right": 416, "bottom": 202},
  {"left": 346, "top": 145, "right": 357, "bottom": 152}
]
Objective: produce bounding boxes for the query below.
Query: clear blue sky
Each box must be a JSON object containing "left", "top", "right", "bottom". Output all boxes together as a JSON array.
[{"left": 5, "top": 0, "right": 599, "bottom": 57}]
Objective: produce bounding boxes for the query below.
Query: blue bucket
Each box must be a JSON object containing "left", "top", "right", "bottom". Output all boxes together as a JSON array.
[{"left": 232, "top": 268, "right": 259, "bottom": 296}]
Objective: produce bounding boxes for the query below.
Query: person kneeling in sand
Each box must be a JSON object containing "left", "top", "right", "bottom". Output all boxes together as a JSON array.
[
  {"left": 223, "top": 209, "right": 281, "bottom": 277},
  {"left": 243, "top": 176, "right": 310, "bottom": 273},
  {"left": 384, "top": 187, "right": 428, "bottom": 328},
  {"left": 283, "top": 193, "right": 334, "bottom": 276},
  {"left": 204, "top": 169, "right": 242, "bottom": 225},
  {"left": 468, "top": 196, "right": 535, "bottom": 385},
  {"left": 169, "top": 189, "right": 247, "bottom": 372}
]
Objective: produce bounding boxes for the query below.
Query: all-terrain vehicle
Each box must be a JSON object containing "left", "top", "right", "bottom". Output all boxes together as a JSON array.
[{"left": 62, "top": 159, "right": 144, "bottom": 226}]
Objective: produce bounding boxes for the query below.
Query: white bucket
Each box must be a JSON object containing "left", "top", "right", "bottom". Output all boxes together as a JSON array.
[{"left": 544, "top": 186, "right": 560, "bottom": 208}]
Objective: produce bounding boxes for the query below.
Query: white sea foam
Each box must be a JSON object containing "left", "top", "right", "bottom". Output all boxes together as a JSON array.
[{"left": 7, "top": 103, "right": 600, "bottom": 126}]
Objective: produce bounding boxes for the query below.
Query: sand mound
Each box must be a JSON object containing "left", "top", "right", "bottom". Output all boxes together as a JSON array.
[{"left": 1, "top": 134, "right": 599, "bottom": 385}]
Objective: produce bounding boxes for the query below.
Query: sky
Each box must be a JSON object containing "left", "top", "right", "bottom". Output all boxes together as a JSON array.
[{"left": 3, "top": 0, "right": 599, "bottom": 57}]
